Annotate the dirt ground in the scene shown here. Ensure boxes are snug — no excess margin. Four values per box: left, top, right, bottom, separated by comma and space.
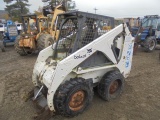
0, 45, 160, 120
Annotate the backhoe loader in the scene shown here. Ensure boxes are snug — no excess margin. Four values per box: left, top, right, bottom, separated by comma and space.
14, 14, 51, 55
15, 1, 66, 56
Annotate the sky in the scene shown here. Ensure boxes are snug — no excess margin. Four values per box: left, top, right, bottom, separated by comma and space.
0, 0, 160, 18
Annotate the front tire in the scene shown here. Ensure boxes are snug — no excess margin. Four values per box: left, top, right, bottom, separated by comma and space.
0, 32, 5, 52
144, 36, 157, 52
98, 71, 124, 101
54, 78, 93, 117
37, 34, 54, 51
14, 35, 27, 56
1, 47, 5, 52
0, 42, 5, 52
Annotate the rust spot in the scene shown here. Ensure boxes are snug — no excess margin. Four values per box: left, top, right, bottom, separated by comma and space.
69, 90, 85, 111
19, 38, 36, 49
109, 80, 119, 94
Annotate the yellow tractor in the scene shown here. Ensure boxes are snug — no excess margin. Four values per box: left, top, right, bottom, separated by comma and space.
14, 14, 51, 55
15, 2, 66, 56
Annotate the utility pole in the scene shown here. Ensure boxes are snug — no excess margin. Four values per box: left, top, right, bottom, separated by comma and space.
94, 7, 98, 14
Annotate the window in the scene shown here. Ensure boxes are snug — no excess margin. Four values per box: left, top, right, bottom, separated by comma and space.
16, 24, 21, 27
142, 17, 158, 29
152, 19, 157, 29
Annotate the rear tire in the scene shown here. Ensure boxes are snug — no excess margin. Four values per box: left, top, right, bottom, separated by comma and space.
14, 35, 27, 56
0, 42, 5, 52
144, 36, 156, 52
0, 34, 5, 52
54, 78, 93, 117
1, 47, 5, 52
37, 34, 54, 51
98, 71, 124, 101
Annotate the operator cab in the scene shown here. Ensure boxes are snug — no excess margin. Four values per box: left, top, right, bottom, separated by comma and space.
53, 11, 115, 60
21, 14, 49, 35
142, 15, 160, 36
21, 14, 39, 34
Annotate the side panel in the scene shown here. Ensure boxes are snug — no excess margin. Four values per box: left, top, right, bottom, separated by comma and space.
140, 29, 149, 40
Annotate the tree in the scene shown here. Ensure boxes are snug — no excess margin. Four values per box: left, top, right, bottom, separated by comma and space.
48, 0, 76, 11
3, 13, 9, 20
4, 0, 30, 22
34, 6, 43, 16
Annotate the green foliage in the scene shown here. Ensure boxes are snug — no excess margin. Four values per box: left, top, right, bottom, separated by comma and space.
3, 0, 29, 4
34, 11, 42, 16
4, 0, 30, 22
34, 6, 43, 16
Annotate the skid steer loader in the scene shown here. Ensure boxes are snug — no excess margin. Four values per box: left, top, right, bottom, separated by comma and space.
25, 11, 134, 119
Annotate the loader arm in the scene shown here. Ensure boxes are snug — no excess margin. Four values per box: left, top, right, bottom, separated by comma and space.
50, 5, 65, 35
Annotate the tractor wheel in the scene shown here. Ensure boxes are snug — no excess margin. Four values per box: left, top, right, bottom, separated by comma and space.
14, 35, 27, 56
0, 32, 5, 51
0, 32, 3, 38
1, 47, 5, 52
98, 71, 124, 101
37, 34, 54, 51
0, 42, 5, 52
159, 52, 160, 62
144, 37, 157, 52
54, 78, 93, 117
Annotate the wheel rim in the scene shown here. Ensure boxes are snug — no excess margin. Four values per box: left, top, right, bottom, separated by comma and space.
149, 40, 155, 50
109, 80, 119, 94
46, 38, 54, 47
47, 40, 52, 46
69, 90, 85, 111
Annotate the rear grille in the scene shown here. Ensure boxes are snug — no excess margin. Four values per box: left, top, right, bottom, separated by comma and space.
8, 25, 18, 36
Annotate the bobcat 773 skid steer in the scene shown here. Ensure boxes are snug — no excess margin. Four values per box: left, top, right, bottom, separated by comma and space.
26, 11, 134, 119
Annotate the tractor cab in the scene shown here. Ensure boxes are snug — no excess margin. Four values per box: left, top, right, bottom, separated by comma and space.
21, 14, 39, 35
21, 14, 49, 35
37, 15, 49, 33
141, 15, 160, 41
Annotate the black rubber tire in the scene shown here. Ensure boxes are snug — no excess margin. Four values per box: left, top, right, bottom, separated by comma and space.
0, 32, 3, 39
14, 35, 27, 56
0, 42, 5, 52
1, 47, 5, 52
97, 71, 124, 101
0, 32, 5, 52
159, 52, 160, 62
144, 36, 157, 52
54, 78, 93, 117
37, 34, 54, 51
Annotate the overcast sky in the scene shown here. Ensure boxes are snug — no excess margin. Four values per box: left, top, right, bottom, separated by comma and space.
0, 0, 160, 18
